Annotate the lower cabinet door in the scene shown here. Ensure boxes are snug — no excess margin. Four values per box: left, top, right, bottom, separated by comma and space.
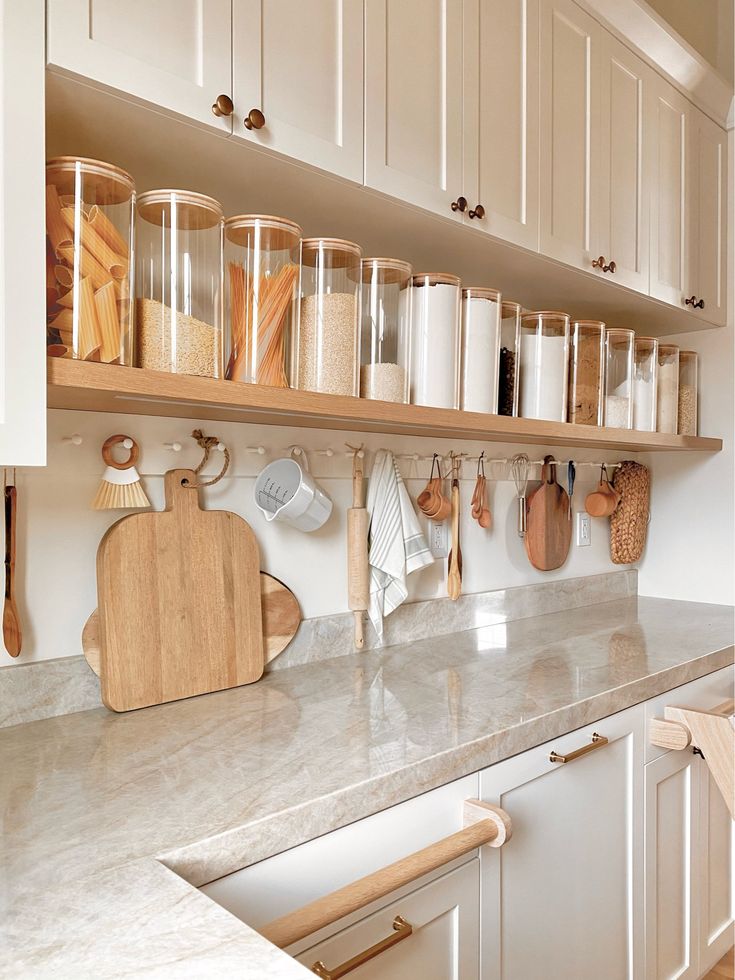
698, 758, 734, 974
479, 706, 644, 980
644, 750, 699, 980
294, 860, 480, 979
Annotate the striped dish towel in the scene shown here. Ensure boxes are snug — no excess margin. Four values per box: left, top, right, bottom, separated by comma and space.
366, 450, 434, 637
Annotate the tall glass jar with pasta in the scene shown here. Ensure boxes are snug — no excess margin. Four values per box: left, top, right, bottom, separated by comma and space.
224, 215, 301, 387
45, 156, 135, 364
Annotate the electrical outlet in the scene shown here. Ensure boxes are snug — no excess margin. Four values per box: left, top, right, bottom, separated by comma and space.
576, 512, 591, 547
429, 520, 448, 558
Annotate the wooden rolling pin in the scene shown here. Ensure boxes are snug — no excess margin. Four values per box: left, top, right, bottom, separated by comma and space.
347, 449, 369, 649
3, 477, 21, 657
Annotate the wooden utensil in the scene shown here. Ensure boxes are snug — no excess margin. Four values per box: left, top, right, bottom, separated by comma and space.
347, 448, 369, 649
96, 468, 264, 712
524, 456, 572, 571
3, 478, 21, 657
447, 457, 462, 600
82, 573, 300, 676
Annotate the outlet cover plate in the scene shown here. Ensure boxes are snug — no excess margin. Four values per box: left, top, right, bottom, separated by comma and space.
430, 520, 448, 558
576, 512, 591, 547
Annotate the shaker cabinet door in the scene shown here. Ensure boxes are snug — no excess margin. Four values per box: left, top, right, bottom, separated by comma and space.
294, 861, 480, 980
480, 706, 644, 980
233, 0, 364, 183
462, 0, 540, 251
365, 0, 464, 218
539, 0, 602, 271
647, 76, 690, 309
644, 750, 700, 980
0, 0, 46, 464
688, 109, 728, 327
595, 33, 649, 294
46, 0, 233, 131
697, 759, 735, 974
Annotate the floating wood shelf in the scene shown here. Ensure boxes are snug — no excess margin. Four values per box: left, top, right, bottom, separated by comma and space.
47, 359, 723, 453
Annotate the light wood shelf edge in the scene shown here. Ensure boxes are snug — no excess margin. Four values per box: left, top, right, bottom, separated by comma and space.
47, 359, 723, 453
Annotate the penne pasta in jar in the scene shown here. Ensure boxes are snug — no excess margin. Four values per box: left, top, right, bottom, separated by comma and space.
45, 157, 135, 365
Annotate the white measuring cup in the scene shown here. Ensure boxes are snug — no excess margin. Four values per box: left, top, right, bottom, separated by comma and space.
254, 449, 333, 532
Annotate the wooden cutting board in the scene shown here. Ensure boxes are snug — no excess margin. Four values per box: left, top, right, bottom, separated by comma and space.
83, 573, 300, 677
525, 456, 572, 571
97, 469, 264, 712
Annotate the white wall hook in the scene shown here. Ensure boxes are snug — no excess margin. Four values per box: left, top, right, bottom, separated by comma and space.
62, 434, 83, 446
216, 442, 226, 452
245, 445, 266, 455
122, 438, 134, 450
164, 441, 183, 452
315, 448, 334, 457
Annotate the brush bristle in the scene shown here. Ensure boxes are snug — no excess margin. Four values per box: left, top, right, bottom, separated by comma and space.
91, 478, 151, 511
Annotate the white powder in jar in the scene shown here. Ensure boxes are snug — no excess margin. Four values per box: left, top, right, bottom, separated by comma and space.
605, 394, 631, 428
410, 282, 460, 409
633, 375, 656, 431
657, 360, 679, 433
519, 332, 567, 421
360, 362, 407, 402
460, 296, 500, 413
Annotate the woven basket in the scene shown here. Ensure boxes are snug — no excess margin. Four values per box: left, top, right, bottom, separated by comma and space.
610, 461, 650, 564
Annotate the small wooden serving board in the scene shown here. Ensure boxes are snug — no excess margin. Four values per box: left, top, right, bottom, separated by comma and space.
525, 457, 572, 571
97, 469, 264, 712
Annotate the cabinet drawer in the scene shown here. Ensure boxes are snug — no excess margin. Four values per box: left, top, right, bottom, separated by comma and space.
294, 860, 480, 980
200, 773, 479, 930
645, 665, 733, 763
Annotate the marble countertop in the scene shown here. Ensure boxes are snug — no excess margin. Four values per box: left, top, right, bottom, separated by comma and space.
2, 596, 732, 978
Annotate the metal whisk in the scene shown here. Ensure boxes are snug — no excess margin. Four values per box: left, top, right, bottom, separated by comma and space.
511, 453, 530, 538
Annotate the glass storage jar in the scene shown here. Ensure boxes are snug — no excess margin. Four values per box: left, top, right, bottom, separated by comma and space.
567, 320, 604, 426
632, 337, 658, 432
518, 311, 570, 421
46, 156, 135, 364
677, 350, 698, 436
409, 273, 461, 409
656, 344, 680, 434
135, 190, 224, 378
224, 214, 301, 388
498, 300, 521, 416
604, 328, 634, 428
295, 238, 362, 397
460, 287, 501, 414
360, 258, 412, 403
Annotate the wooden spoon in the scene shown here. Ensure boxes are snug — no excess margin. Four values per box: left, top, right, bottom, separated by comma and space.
3, 483, 21, 657
447, 459, 462, 600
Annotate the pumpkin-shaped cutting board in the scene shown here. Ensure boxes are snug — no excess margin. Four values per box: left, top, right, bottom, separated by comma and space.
97, 469, 264, 712
524, 456, 572, 571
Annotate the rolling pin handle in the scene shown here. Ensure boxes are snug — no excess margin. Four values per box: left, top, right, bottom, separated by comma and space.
354, 611, 365, 650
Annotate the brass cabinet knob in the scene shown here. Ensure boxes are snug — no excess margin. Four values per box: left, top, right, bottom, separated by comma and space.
244, 108, 266, 130
468, 204, 485, 220
212, 94, 234, 117
592, 255, 616, 274
450, 196, 468, 213
685, 295, 705, 309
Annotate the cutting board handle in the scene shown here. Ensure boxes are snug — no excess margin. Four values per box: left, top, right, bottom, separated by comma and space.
542, 455, 557, 484
164, 469, 203, 515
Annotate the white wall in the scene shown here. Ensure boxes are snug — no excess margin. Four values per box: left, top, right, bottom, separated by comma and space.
639, 128, 735, 605
13, 409, 638, 664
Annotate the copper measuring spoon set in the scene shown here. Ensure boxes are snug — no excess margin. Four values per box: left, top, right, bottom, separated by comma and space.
416, 453, 491, 528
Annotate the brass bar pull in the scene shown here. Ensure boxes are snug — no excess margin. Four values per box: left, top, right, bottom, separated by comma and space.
549, 732, 608, 764
311, 916, 413, 979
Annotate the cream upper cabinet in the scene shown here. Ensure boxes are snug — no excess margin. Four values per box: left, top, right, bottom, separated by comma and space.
364, 0, 464, 218
46, 0, 233, 132
647, 75, 690, 308
539, 0, 602, 271
1, 0, 46, 465
687, 109, 728, 326
462, 0, 540, 250
644, 750, 699, 980
595, 33, 649, 293
480, 706, 644, 980
232, 0, 364, 183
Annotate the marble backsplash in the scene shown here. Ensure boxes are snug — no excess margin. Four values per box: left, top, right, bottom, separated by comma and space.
0, 570, 636, 729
